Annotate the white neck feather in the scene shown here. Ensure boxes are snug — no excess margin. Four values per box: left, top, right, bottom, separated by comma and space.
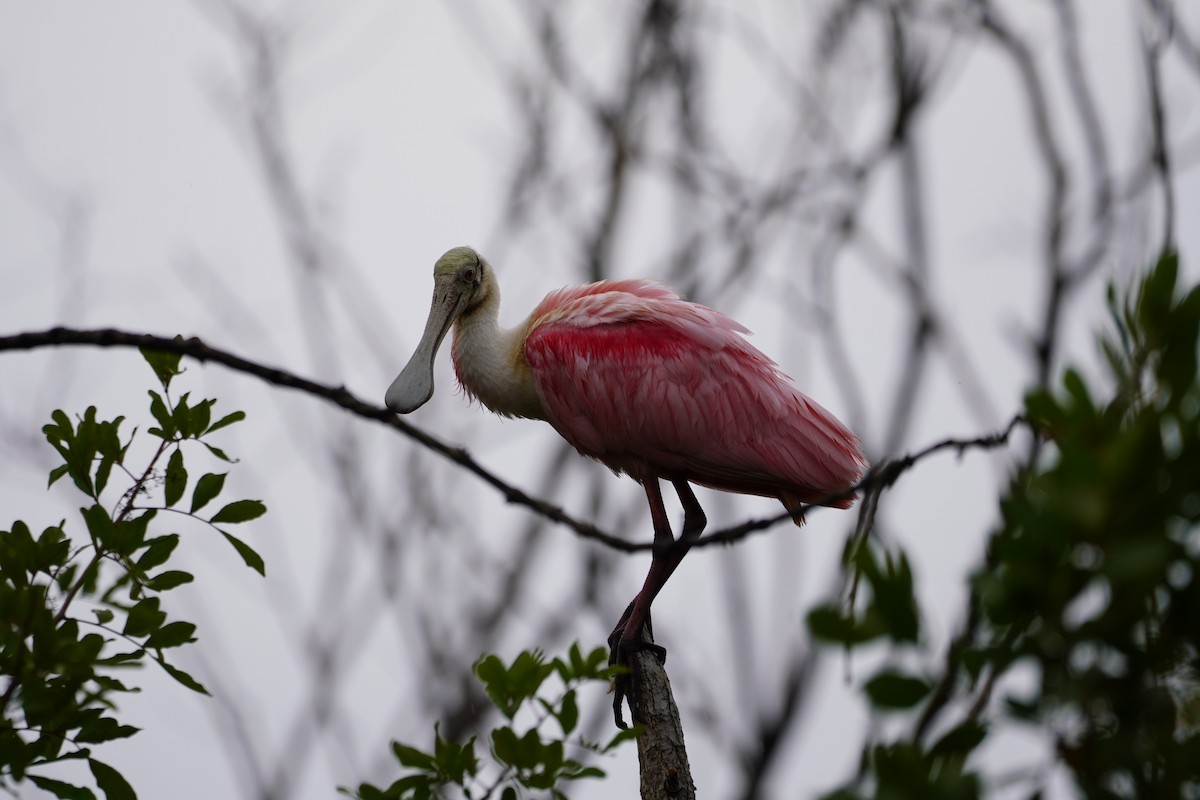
451, 293, 548, 421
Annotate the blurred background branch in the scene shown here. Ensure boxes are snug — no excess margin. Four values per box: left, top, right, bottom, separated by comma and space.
2, 0, 1198, 798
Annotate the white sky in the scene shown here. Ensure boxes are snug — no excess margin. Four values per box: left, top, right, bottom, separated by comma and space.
2, 2, 1199, 799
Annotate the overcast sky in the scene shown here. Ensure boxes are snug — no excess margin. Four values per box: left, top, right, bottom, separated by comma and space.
2, 2, 1199, 799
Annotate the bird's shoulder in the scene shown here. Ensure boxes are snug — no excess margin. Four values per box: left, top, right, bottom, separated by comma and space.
526, 280, 751, 350
528, 280, 678, 326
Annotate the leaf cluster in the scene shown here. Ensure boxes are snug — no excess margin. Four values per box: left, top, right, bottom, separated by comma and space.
976, 251, 1200, 797
0, 346, 266, 799
812, 252, 1200, 799
347, 643, 636, 800
808, 534, 969, 797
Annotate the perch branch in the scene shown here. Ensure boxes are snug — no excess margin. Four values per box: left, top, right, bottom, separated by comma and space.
1, 328, 1027, 556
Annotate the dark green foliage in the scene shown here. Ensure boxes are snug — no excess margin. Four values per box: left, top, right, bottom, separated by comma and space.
974, 251, 1200, 797
475, 651, 556, 720
809, 540, 921, 649
346, 643, 631, 800
816, 252, 1200, 799
864, 671, 932, 710
0, 347, 266, 798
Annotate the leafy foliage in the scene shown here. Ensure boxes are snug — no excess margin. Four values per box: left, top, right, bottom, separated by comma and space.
0, 347, 266, 799
346, 643, 635, 800
812, 252, 1200, 799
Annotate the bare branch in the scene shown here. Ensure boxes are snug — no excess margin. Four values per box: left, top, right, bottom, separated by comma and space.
0, 327, 1028, 556
0, 326, 619, 548
629, 634, 696, 800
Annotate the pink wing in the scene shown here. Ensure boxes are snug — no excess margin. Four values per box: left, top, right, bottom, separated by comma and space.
524, 281, 867, 508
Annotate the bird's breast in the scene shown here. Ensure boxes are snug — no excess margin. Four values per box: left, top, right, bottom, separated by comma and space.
451, 319, 549, 420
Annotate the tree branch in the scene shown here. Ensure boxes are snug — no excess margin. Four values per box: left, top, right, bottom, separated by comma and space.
0, 326, 619, 547
629, 630, 695, 800
0, 327, 1027, 556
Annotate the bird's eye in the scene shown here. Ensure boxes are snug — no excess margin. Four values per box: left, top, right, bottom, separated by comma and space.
462, 268, 476, 284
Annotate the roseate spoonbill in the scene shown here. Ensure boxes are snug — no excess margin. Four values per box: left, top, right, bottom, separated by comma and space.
386, 246, 867, 724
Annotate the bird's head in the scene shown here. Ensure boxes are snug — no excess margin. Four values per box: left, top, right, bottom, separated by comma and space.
385, 246, 488, 413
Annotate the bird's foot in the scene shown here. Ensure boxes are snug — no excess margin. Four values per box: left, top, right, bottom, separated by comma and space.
606, 604, 666, 729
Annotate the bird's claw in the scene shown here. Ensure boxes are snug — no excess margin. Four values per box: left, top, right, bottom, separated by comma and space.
607, 608, 665, 728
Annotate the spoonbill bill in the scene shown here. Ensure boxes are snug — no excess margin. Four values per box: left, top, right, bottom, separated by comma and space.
385, 246, 867, 723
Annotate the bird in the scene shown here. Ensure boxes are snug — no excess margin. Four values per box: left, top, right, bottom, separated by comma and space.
385, 246, 868, 725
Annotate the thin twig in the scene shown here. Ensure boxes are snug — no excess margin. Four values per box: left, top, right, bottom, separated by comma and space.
0, 329, 1029, 556
0, 326, 622, 548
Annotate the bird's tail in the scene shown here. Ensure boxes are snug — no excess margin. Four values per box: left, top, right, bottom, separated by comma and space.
779, 484, 859, 525
778, 491, 808, 526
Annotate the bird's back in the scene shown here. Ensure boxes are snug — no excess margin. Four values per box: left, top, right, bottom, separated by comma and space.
524, 281, 866, 510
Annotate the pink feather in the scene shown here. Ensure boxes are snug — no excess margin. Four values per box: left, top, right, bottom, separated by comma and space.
524, 280, 866, 516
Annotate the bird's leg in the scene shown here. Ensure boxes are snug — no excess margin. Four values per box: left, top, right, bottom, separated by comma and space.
608, 476, 674, 727
608, 479, 708, 727
610, 477, 674, 659
663, 479, 708, 574
614, 481, 709, 634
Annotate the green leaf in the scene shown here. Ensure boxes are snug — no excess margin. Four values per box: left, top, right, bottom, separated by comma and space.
541, 738, 563, 773
95, 456, 114, 496
35, 524, 70, 571
48, 464, 70, 488
44, 408, 74, 445
930, 721, 987, 759
123, 597, 165, 638
147, 391, 175, 440
391, 741, 437, 772
210, 499, 266, 525
380, 775, 435, 798
171, 393, 193, 439
864, 670, 932, 710
554, 642, 610, 682
1062, 368, 1094, 414
158, 660, 209, 695
492, 726, 523, 768
145, 621, 197, 650
0, 519, 35, 581
432, 727, 477, 783
141, 345, 183, 388
82, 504, 116, 549
89, 759, 137, 800
147, 570, 194, 592
190, 472, 226, 513
188, 399, 214, 438
474, 654, 519, 718
561, 763, 605, 781
474, 654, 505, 683
558, 689, 579, 735
93, 609, 115, 626
219, 530, 265, 576
93, 675, 137, 694
201, 441, 236, 463
501, 728, 546, 772
164, 448, 187, 507
97, 650, 146, 667
1103, 538, 1172, 586
348, 784, 385, 800
77, 717, 139, 745
856, 547, 920, 644
507, 651, 554, 701
28, 775, 97, 800
137, 534, 180, 571
96, 416, 125, 460
603, 726, 640, 753
205, 410, 245, 435
114, 510, 155, 556
474, 651, 554, 719
807, 605, 876, 646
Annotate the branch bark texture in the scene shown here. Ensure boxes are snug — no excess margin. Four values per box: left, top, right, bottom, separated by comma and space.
630, 647, 695, 800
